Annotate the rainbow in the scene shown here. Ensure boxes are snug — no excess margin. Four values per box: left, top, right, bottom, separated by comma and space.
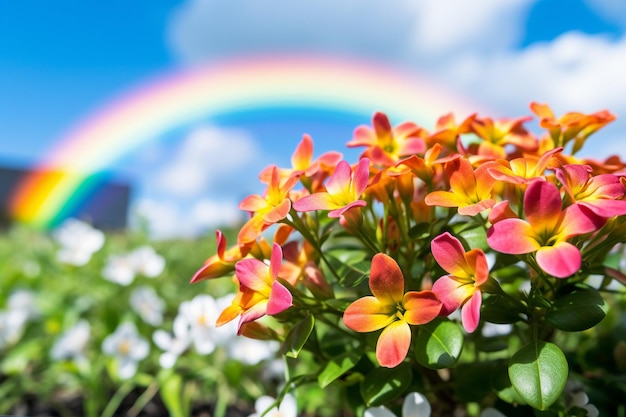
9, 54, 484, 228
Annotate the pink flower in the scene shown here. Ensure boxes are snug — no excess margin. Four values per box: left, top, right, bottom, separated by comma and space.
430, 232, 488, 333
487, 180, 605, 278
219, 243, 293, 333
293, 158, 370, 218
556, 164, 626, 218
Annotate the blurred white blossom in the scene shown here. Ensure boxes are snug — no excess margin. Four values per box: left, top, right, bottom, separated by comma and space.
130, 286, 165, 326
130, 246, 165, 277
0, 309, 28, 349
102, 253, 136, 285
53, 218, 105, 266
152, 315, 192, 369
102, 246, 165, 286
7, 289, 39, 321
228, 337, 280, 366
565, 380, 599, 417
178, 294, 220, 354
248, 393, 297, 417
365, 392, 431, 417
51, 319, 90, 363
102, 322, 149, 379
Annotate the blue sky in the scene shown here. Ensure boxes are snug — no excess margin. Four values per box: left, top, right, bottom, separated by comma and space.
1, 0, 626, 237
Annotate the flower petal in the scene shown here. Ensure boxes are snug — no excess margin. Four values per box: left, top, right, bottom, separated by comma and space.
343, 297, 395, 332
326, 160, 353, 195
536, 242, 581, 278
235, 258, 270, 292
266, 281, 292, 315
524, 180, 562, 230
431, 275, 474, 316
376, 320, 411, 368
292, 192, 336, 212
402, 291, 442, 325
364, 406, 396, 417
431, 232, 470, 277
487, 218, 540, 254
403, 392, 432, 417
461, 291, 482, 333
370, 253, 405, 304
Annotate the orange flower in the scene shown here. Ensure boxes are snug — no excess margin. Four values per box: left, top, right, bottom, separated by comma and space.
343, 253, 441, 367
347, 112, 426, 167
425, 158, 498, 216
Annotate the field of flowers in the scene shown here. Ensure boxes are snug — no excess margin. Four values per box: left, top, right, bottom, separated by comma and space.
0, 220, 336, 417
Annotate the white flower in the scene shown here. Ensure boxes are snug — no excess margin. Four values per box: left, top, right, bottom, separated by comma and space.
102, 322, 149, 379
102, 253, 136, 285
152, 315, 192, 369
7, 289, 39, 321
178, 294, 220, 354
102, 246, 165, 285
130, 246, 165, 278
51, 320, 90, 362
228, 337, 280, 366
130, 286, 165, 326
0, 309, 28, 349
565, 380, 599, 417
248, 393, 297, 417
53, 218, 105, 266
365, 392, 431, 417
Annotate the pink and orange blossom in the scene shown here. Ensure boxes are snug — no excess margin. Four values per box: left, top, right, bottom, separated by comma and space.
430, 232, 489, 333
342, 253, 441, 368
425, 157, 499, 216
347, 112, 426, 167
293, 158, 370, 218
487, 180, 605, 278
217, 243, 293, 333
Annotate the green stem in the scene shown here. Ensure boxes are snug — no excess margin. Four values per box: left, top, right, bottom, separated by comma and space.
101, 381, 135, 417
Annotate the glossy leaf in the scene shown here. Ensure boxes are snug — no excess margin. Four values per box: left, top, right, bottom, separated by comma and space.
360, 363, 412, 406
451, 222, 489, 251
415, 318, 464, 369
282, 314, 315, 358
508, 341, 567, 410
546, 287, 608, 331
318, 349, 362, 388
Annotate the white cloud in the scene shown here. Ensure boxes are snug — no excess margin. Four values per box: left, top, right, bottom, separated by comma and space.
408, 0, 532, 58
441, 31, 626, 158
167, 0, 418, 65
164, 0, 626, 188
167, 0, 534, 65
131, 198, 244, 240
155, 125, 260, 197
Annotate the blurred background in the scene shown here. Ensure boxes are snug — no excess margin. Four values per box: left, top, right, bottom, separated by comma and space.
2, 0, 625, 239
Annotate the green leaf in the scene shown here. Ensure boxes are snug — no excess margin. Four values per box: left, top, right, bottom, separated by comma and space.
546, 287, 608, 331
360, 363, 412, 406
481, 295, 526, 324
415, 318, 464, 369
158, 372, 187, 417
508, 341, 567, 410
325, 253, 371, 287
409, 222, 431, 239
451, 222, 489, 251
0, 339, 42, 375
317, 349, 362, 388
282, 314, 315, 358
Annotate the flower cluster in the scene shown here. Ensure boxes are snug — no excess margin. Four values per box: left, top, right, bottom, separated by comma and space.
192, 103, 626, 415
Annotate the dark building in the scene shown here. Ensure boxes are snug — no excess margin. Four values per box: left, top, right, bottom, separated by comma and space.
0, 165, 131, 231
